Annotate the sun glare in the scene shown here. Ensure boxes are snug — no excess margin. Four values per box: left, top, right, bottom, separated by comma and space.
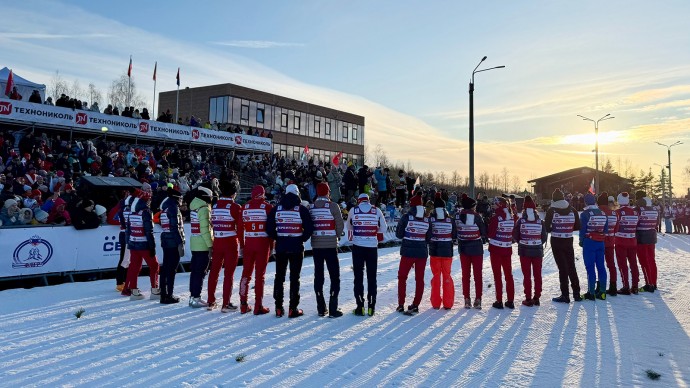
560, 131, 625, 146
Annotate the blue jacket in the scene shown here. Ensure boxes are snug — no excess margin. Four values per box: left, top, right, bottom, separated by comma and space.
160, 197, 185, 248
374, 168, 387, 191
579, 206, 609, 243
267, 192, 314, 254
395, 211, 431, 259
125, 198, 155, 251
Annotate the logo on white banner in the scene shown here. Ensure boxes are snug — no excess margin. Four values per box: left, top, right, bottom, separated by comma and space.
12, 235, 54, 269
192, 129, 200, 140
0, 101, 11, 115
76, 112, 88, 125
139, 122, 149, 133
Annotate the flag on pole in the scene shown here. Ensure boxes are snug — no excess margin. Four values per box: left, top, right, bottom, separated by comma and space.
414, 176, 421, 188
153, 61, 157, 81
588, 177, 596, 195
176, 68, 180, 86
127, 56, 132, 78
4, 69, 13, 97
332, 151, 343, 166
301, 145, 310, 161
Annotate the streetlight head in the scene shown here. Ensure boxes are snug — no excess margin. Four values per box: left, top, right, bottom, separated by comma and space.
481, 56, 487, 61
496, 65, 506, 68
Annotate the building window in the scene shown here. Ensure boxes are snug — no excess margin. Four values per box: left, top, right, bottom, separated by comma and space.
257, 108, 265, 124
352, 127, 358, 141
343, 125, 348, 139
294, 115, 301, 130
241, 104, 249, 121
325, 122, 331, 136
281, 113, 288, 128
314, 119, 320, 134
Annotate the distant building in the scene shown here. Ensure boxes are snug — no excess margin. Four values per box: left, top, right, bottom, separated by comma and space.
528, 166, 633, 206
158, 83, 365, 166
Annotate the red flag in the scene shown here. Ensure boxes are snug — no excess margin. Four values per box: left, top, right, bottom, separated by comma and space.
4, 69, 13, 97
153, 61, 157, 81
127, 57, 132, 77
304, 145, 310, 155
332, 151, 343, 166
176, 67, 180, 86
588, 177, 596, 195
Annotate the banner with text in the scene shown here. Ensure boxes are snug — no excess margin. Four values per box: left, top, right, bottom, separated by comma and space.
0, 98, 272, 152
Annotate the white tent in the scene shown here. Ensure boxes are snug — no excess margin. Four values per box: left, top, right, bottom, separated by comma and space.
0, 67, 47, 102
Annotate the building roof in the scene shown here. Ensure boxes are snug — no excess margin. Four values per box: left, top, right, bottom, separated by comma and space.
528, 166, 632, 184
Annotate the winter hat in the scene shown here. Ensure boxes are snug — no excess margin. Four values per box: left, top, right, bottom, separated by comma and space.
141, 182, 152, 192
584, 193, 596, 206
597, 192, 609, 206
523, 195, 536, 209
552, 189, 565, 202
617, 192, 630, 205
608, 196, 615, 203
317, 182, 330, 197
56, 170, 64, 177
167, 187, 182, 199
251, 185, 265, 199
64, 184, 73, 191
23, 198, 37, 209
4, 198, 18, 209
635, 190, 647, 200
196, 186, 213, 201
357, 193, 370, 203
285, 184, 300, 197
410, 193, 423, 207
95, 205, 107, 216
34, 209, 49, 223
461, 193, 476, 209
23, 185, 32, 193
433, 192, 445, 209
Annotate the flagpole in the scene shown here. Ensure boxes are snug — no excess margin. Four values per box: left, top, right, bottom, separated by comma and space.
127, 55, 132, 108
175, 87, 179, 125
152, 62, 157, 120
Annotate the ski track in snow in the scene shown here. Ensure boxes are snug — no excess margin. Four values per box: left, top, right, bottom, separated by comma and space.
2, 234, 690, 387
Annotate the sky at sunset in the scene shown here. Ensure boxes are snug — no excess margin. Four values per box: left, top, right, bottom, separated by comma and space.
2, 1, 690, 195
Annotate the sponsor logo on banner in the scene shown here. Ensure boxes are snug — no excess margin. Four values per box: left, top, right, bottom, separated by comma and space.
192, 129, 200, 140
235, 135, 242, 145
76, 112, 88, 125
103, 235, 122, 253
139, 122, 149, 133
0, 101, 11, 115
13, 235, 54, 269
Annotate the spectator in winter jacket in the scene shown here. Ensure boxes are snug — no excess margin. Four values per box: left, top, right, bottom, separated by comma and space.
634, 190, 659, 292
456, 194, 487, 309
342, 164, 357, 202
159, 188, 185, 304
395, 171, 407, 208
188, 185, 214, 308
579, 193, 609, 300
71, 199, 101, 230
123, 189, 160, 300
513, 195, 547, 307
356, 165, 372, 195
309, 182, 345, 317
545, 188, 582, 303
428, 193, 457, 309
0, 198, 22, 226
266, 184, 314, 318
47, 197, 71, 225
344, 193, 387, 316
487, 196, 517, 309
326, 166, 342, 203
374, 167, 388, 207
395, 192, 432, 315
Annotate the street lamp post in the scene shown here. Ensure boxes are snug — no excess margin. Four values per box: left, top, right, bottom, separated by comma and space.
469, 56, 505, 199
577, 113, 615, 194
654, 163, 666, 200
655, 141, 683, 198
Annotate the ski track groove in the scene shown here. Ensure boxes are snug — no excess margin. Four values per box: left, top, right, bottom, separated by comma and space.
2, 241, 690, 386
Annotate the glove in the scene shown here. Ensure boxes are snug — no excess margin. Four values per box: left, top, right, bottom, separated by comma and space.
377, 233, 384, 242
178, 243, 185, 257
579, 240, 583, 248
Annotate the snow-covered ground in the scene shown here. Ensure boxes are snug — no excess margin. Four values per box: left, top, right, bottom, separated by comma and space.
2, 233, 690, 387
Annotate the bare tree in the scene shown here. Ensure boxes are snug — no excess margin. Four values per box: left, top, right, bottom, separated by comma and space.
451, 170, 459, 188
108, 73, 146, 110
501, 167, 510, 193
362, 143, 370, 167
49, 70, 69, 102
490, 173, 500, 191
87, 83, 103, 106
373, 144, 390, 168
436, 171, 446, 186
478, 172, 490, 191
69, 79, 83, 102
511, 175, 522, 193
